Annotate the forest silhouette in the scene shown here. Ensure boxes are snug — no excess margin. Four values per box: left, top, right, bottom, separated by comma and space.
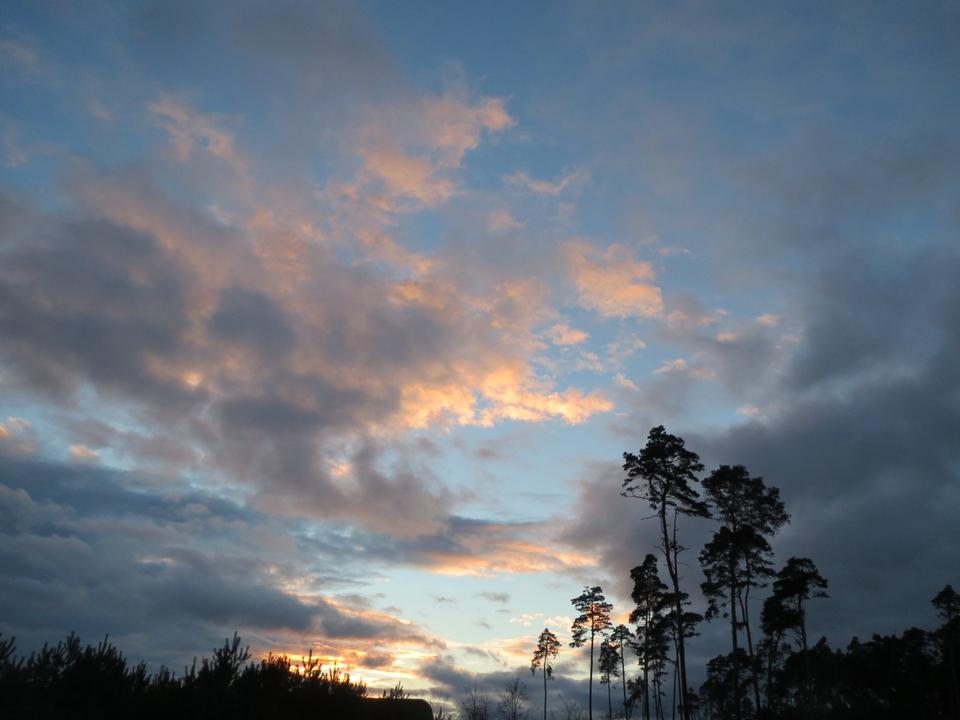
1, 426, 957, 719
518, 426, 960, 720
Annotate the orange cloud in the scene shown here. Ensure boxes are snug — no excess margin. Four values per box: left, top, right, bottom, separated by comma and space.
422, 95, 514, 167
564, 239, 663, 319
424, 536, 597, 578
69, 444, 99, 461
547, 323, 590, 346
359, 143, 456, 209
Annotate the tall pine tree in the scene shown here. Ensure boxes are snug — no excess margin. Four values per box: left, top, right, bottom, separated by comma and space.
571, 586, 613, 720
622, 427, 709, 720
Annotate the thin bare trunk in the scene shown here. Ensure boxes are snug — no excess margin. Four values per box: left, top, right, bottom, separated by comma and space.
589, 630, 595, 720
543, 662, 548, 720
728, 553, 741, 720
620, 639, 629, 720
739, 584, 761, 713
670, 627, 680, 720
643, 639, 651, 720
660, 507, 690, 720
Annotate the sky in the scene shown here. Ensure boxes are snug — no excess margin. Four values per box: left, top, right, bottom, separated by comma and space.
1, 0, 959, 713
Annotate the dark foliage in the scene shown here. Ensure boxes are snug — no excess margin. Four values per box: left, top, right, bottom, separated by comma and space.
617, 427, 959, 720
0, 631, 381, 719
622, 426, 710, 720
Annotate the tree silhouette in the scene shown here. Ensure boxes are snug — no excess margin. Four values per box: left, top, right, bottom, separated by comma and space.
629, 554, 670, 720
622, 426, 709, 720
767, 556, 828, 701
531, 627, 560, 720
571, 586, 613, 720
699, 464, 787, 714
932, 584, 960, 717
701, 649, 754, 720
496, 678, 528, 720
758, 590, 798, 714
609, 624, 634, 720
769, 557, 828, 656
0, 631, 393, 718
461, 683, 491, 720
598, 638, 619, 720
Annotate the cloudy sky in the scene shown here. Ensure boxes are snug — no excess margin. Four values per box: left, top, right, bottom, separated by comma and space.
1, 0, 958, 712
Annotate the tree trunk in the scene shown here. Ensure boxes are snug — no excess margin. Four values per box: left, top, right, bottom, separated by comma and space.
728, 554, 741, 720
671, 655, 678, 720
620, 640, 629, 720
589, 629, 595, 720
654, 663, 663, 720
660, 506, 690, 720
798, 596, 810, 704
739, 583, 762, 713
608, 681, 613, 720
643, 637, 651, 720
543, 663, 548, 720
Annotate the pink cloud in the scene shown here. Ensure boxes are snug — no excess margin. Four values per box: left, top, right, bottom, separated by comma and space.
564, 239, 663, 319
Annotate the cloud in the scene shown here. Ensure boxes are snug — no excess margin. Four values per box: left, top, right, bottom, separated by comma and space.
149, 96, 248, 179
546, 324, 590, 346
422, 94, 514, 167
606, 334, 647, 366
68, 444, 99, 462
0, 36, 46, 78
0, 453, 440, 676
504, 169, 588, 195
564, 239, 663, 319
329, 517, 598, 579
478, 592, 510, 604
652, 357, 687, 375
567, 132, 960, 686
488, 209, 524, 234
0, 156, 614, 538
0, 418, 35, 456
346, 90, 514, 213
358, 143, 457, 209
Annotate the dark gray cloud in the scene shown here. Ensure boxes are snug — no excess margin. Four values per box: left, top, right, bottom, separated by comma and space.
419, 653, 596, 718
0, 184, 457, 537
0, 205, 197, 407
0, 453, 436, 669
208, 287, 297, 356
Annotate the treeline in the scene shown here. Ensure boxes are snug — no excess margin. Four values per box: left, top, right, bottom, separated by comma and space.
528, 426, 960, 720
0, 631, 380, 718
